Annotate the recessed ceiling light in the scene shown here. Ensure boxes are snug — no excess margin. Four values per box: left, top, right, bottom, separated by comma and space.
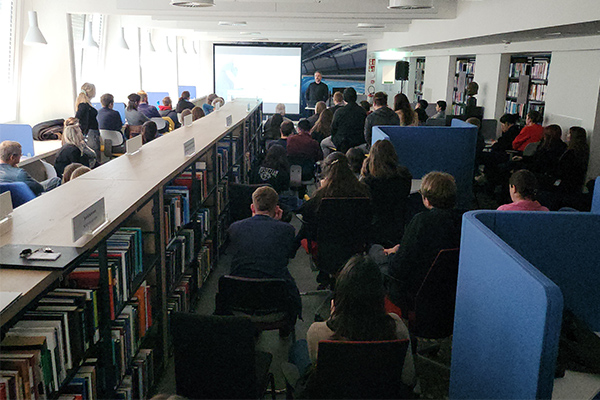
171, 0, 214, 7
343, 33, 364, 37
240, 32, 261, 36
251, 38, 269, 41
357, 23, 386, 29
388, 0, 433, 10
545, 32, 562, 36
334, 39, 351, 42
219, 21, 247, 26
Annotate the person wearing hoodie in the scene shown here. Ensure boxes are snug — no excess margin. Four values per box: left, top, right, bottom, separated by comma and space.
158, 97, 181, 129
364, 92, 400, 149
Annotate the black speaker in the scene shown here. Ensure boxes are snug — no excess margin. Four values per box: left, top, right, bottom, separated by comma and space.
395, 61, 409, 81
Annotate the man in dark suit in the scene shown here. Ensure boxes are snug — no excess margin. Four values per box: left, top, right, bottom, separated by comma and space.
97, 93, 124, 132
227, 186, 301, 330
305, 71, 329, 108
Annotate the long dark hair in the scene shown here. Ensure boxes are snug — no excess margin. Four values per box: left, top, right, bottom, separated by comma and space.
310, 108, 333, 138
261, 144, 289, 174
539, 124, 564, 151
314, 153, 369, 201
127, 93, 140, 111
267, 114, 284, 138
361, 139, 401, 179
179, 91, 191, 102
394, 93, 415, 126
329, 255, 397, 341
567, 126, 589, 164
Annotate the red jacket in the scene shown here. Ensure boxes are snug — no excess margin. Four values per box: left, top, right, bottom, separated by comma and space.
512, 124, 543, 151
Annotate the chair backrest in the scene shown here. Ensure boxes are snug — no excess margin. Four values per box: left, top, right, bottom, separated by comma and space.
425, 118, 446, 126
412, 248, 460, 339
0, 182, 36, 207
216, 275, 290, 316
309, 339, 411, 399
171, 313, 259, 399
523, 141, 539, 157
228, 182, 270, 223
314, 197, 372, 274
288, 156, 315, 181
290, 164, 302, 187
150, 117, 167, 131
99, 129, 125, 147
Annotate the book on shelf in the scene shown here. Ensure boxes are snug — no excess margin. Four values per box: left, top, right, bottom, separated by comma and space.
115, 348, 154, 400
509, 62, 528, 78
529, 83, 547, 101
531, 59, 549, 80
196, 209, 211, 239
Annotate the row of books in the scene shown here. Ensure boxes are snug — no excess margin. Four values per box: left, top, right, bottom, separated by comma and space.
455, 59, 475, 75
164, 186, 191, 245
196, 209, 211, 239
165, 229, 195, 292
1, 288, 100, 399
196, 242, 213, 288
504, 100, 526, 116
509, 62, 529, 78
507, 81, 520, 98
216, 145, 230, 180
172, 162, 209, 203
531, 59, 550, 80
451, 104, 464, 116
529, 83, 547, 101
217, 184, 228, 215
115, 348, 154, 400
452, 90, 467, 104
58, 359, 97, 400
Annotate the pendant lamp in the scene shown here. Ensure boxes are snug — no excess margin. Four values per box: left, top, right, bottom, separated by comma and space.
24, 11, 47, 46
181, 39, 187, 54
148, 31, 156, 52
83, 20, 99, 48
118, 27, 129, 50
166, 37, 172, 53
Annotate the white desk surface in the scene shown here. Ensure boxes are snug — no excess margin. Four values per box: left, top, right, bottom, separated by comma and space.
33, 140, 61, 156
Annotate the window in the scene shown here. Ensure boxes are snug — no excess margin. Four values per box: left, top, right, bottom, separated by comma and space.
0, 0, 16, 122
71, 13, 104, 93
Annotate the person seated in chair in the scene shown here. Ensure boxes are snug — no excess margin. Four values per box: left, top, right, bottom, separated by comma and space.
159, 96, 181, 129
267, 120, 294, 150
287, 119, 323, 180
497, 169, 549, 211
137, 90, 161, 118
228, 186, 302, 330
0, 141, 61, 196
375, 171, 463, 314
97, 93, 124, 132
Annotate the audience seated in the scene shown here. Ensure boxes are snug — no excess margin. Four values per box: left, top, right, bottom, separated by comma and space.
180, 109, 192, 124
267, 120, 294, 150
287, 119, 323, 170
512, 110, 543, 151
97, 93, 124, 132
250, 144, 290, 194
307, 101, 327, 128
263, 113, 284, 140
364, 92, 400, 149
141, 121, 158, 144
394, 93, 418, 127
191, 106, 205, 121
526, 125, 567, 179
176, 91, 195, 113
328, 91, 345, 116
54, 118, 97, 177
62, 162, 83, 184
322, 87, 367, 156
497, 169, 549, 211
0, 141, 60, 196
125, 93, 150, 126
415, 99, 429, 125
158, 96, 181, 129
492, 113, 521, 153
375, 172, 463, 314
554, 126, 589, 193
300, 255, 416, 388
227, 186, 302, 327
346, 147, 365, 179
361, 140, 412, 247
477, 113, 521, 188
137, 90, 161, 118
360, 100, 372, 115
202, 93, 217, 115
309, 108, 333, 144
70, 166, 91, 180
430, 100, 446, 120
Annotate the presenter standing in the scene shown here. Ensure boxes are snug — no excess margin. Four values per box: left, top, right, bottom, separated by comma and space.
305, 71, 329, 108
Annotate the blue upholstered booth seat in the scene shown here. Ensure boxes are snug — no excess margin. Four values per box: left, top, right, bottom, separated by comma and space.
592, 177, 600, 214
0, 124, 35, 158
0, 182, 37, 208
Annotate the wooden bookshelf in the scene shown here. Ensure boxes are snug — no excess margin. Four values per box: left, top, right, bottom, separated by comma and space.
504, 54, 551, 120
414, 58, 426, 101
451, 56, 476, 115
0, 99, 263, 400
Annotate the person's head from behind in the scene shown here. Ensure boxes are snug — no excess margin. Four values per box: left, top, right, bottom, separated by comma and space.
436, 100, 447, 112
541, 124, 562, 148
191, 106, 205, 121
360, 101, 371, 113
420, 171, 456, 210
320, 152, 360, 195
526, 110, 542, 125
162, 96, 172, 108
0, 141, 22, 166
127, 93, 141, 111
280, 120, 294, 138
141, 121, 158, 144
417, 99, 428, 110
373, 92, 388, 108
393, 93, 411, 112
181, 109, 192, 121
71, 166, 91, 180
263, 144, 289, 171
330, 255, 396, 341
509, 169, 538, 202
312, 108, 333, 136
275, 103, 286, 116
499, 113, 518, 131
62, 124, 85, 147
212, 97, 224, 108
180, 91, 191, 101
466, 81, 479, 96
137, 90, 148, 103
297, 119, 311, 134
100, 93, 114, 109
567, 126, 589, 155
466, 117, 481, 129
343, 87, 357, 104
75, 82, 96, 110
314, 71, 322, 84
364, 139, 399, 179
64, 117, 79, 128
346, 147, 366, 175
62, 162, 83, 183
207, 93, 217, 104
314, 101, 327, 115
269, 114, 284, 138
251, 186, 279, 218
333, 91, 344, 105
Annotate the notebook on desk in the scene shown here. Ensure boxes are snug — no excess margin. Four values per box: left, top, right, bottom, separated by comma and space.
0, 245, 85, 270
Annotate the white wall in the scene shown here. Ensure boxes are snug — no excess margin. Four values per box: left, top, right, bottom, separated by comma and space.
421, 56, 453, 105
472, 53, 510, 121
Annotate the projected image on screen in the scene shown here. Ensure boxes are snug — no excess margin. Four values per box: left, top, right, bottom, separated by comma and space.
214, 45, 302, 114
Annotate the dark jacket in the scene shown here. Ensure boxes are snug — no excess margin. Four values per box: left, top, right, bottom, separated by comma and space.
250, 165, 290, 194
331, 102, 367, 152
75, 103, 99, 135
159, 108, 181, 129
415, 108, 429, 124
306, 82, 329, 107
287, 132, 323, 164
97, 107, 123, 132
555, 149, 588, 193
138, 103, 161, 118
0, 163, 44, 196
388, 207, 463, 310
54, 144, 93, 177
176, 99, 195, 113
228, 214, 301, 317
364, 106, 400, 147
491, 124, 520, 153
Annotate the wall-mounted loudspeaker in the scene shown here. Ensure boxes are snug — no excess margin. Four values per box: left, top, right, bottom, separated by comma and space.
395, 61, 409, 81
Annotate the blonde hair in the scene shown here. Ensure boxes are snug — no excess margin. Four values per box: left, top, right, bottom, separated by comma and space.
75, 82, 96, 111
315, 101, 327, 115
137, 90, 148, 103
71, 166, 91, 180
420, 171, 456, 209
62, 124, 91, 155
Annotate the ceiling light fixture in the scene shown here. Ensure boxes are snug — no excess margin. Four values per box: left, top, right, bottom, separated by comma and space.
240, 32, 261, 36
118, 27, 129, 50
181, 38, 187, 54
171, 0, 215, 7
166, 37, 172, 53
545, 32, 562, 36
342, 33, 364, 37
24, 11, 47, 45
148, 31, 156, 52
83, 19, 99, 48
219, 21, 247, 26
357, 23, 386, 29
193, 41, 198, 54
388, 0, 434, 10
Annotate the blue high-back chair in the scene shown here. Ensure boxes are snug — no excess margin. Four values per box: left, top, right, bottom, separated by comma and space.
0, 182, 37, 207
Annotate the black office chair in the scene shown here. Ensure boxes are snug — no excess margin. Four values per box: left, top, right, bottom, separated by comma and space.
215, 275, 296, 334
171, 313, 275, 399
228, 182, 270, 223
305, 339, 412, 399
